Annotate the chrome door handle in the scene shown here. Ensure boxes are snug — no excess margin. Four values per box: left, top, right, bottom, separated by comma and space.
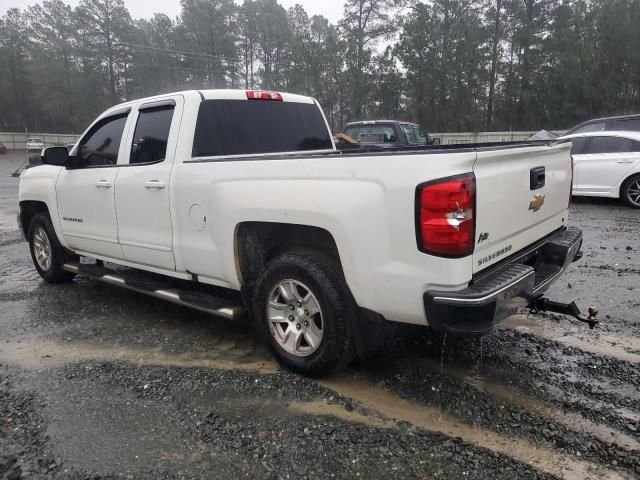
617, 160, 634, 164
145, 180, 166, 189
96, 180, 112, 188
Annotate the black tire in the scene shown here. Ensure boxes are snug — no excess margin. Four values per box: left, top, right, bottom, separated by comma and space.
621, 174, 640, 209
253, 250, 354, 377
28, 212, 76, 283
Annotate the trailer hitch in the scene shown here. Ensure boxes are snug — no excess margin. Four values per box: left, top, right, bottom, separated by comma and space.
528, 298, 599, 329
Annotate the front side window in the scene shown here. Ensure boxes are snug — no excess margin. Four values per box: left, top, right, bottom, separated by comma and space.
400, 124, 417, 144
193, 100, 333, 157
130, 106, 175, 164
412, 126, 430, 145
76, 114, 128, 168
587, 136, 636, 154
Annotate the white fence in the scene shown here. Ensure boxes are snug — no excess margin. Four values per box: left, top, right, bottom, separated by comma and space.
431, 131, 560, 145
0, 130, 562, 150
0, 132, 79, 150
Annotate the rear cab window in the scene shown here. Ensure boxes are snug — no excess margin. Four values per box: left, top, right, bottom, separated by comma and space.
343, 124, 397, 144
192, 99, 333, 157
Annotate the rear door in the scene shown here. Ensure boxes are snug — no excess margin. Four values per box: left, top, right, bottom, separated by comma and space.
114, 96, 183, 270
472, 143, 572, 273
573, 136, 640, 195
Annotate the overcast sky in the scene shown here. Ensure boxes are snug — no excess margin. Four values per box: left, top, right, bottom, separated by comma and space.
1, 0, 345, 23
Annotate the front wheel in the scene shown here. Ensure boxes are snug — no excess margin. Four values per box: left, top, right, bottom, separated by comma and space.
622, 174, 640, 209
28, 212, 76, 283
253, 250, 354, 377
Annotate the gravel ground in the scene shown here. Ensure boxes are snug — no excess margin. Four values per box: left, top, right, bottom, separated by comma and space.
1, 151, 639, 479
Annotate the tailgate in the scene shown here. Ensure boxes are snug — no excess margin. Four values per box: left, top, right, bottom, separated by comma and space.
473, 142, 572, 273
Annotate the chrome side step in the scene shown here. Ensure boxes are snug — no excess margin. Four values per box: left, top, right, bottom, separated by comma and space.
63, 262, 245, 320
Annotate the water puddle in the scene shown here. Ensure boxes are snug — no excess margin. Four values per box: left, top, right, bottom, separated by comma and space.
0, 337, 278, 374
320, 374, 632, 480
411, 355, 640, 450
501, 314, 640, 364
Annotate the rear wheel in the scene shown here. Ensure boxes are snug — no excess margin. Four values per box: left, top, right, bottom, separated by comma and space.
28, 212, 76, 283
621, 174, 640, 208
253, 250, 354, 377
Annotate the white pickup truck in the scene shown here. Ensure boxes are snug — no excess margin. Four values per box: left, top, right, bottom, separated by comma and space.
18, 89, 584, 376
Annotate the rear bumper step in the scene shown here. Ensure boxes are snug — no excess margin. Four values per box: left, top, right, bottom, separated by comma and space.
424, 227, 583, 335
63, 262, 245, 320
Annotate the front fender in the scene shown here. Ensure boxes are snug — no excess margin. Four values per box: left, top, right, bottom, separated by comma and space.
18, 166, 67, 248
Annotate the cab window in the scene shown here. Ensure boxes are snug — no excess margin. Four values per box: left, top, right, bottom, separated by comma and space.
130, 106, 175, 165
412, 126, 430, 145
400, 124, 417, 144
343, 124, 397, 144
75, 114, 128, 168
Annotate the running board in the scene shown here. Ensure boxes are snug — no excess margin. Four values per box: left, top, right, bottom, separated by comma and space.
63, 262, 245, 320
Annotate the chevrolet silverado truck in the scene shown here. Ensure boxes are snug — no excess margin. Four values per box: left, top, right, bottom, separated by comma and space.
18, 89, 585, 377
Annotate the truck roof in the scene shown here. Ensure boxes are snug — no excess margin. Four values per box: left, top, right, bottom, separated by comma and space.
104, 89, 315, 113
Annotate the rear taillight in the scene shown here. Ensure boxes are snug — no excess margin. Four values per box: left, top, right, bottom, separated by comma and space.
246, 90, 283, 101
416, 174, 476, 257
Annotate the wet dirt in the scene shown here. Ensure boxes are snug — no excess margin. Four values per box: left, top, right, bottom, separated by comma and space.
501, 314, 640, 364
320, 375, 632, 480
1, 152, 640, 479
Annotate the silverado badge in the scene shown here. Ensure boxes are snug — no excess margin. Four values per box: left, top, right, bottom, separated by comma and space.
529, 194, 546, 212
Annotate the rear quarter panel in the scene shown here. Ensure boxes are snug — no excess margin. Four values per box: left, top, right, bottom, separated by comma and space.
173, 150, 478, 325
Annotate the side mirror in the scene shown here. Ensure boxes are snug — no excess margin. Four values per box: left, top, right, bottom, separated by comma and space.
431, 137, 441, 146
42, 146, 70, 167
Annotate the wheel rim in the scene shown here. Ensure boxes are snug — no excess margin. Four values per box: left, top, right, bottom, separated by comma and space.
32, 226, 53, 271
267, 279, 324, 357
627, 180, 640, 207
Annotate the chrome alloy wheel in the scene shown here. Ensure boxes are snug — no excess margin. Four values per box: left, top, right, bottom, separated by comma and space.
32, 226, 53, 271
627, 179, 640, 207
267, 279, 324, 357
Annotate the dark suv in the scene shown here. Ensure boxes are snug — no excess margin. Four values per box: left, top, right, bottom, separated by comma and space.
566, 114, 640, 135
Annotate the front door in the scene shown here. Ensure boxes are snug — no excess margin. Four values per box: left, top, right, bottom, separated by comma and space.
114, 97, 182, 270
56, 112, 130, 259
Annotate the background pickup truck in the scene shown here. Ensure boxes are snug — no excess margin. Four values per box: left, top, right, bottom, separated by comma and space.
18, 89, 581, 377
339, 119, 439, 148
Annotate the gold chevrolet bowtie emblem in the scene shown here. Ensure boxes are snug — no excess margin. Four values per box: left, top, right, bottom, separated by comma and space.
529, 194, 546, 212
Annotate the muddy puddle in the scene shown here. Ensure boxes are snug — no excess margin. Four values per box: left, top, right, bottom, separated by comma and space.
0, 336, 278, 374
501, 314, 640, 363
409, 354, 640, 451
318, 375, 633, 480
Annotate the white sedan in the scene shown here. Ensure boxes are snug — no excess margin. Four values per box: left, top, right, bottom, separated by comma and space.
558, 131, 640, 208
25, 137, 45, 152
